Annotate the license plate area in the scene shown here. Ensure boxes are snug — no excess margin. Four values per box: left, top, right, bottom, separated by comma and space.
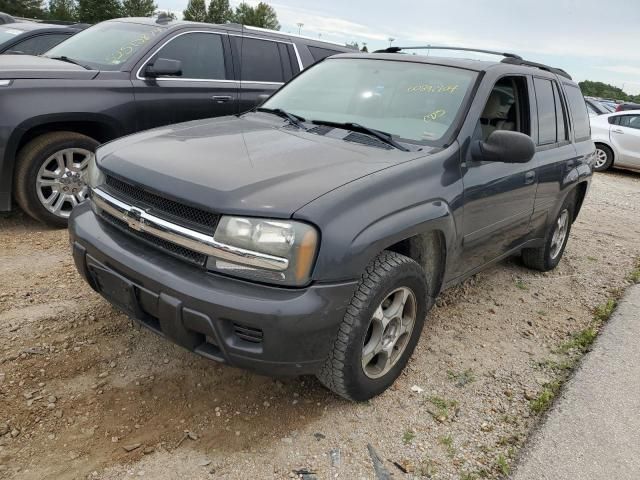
88, 263, 143, 317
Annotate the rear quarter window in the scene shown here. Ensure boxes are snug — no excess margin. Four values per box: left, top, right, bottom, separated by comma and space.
308, 45, 343, 62
563, 84, 591, 141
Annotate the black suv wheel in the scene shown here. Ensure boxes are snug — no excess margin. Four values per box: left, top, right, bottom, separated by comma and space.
317, 251, 429, 401
522, 193, 575, 271
14, 132, 98, 227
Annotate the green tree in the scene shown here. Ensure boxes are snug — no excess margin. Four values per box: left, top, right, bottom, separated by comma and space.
207, 0, 232, 24
48, 0, 77, 21
233, 2, 279, 30
121, 0, 156, 17
182, 0, 207, 22
77, 0, 122, 22
0, 0, 47, 18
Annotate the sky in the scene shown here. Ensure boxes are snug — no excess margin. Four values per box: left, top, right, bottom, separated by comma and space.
157, 0, 640, 95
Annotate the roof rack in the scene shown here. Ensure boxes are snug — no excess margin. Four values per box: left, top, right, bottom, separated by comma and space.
500, 57, 572, 80
373, 46, 523, 60
374, 45, 572, 80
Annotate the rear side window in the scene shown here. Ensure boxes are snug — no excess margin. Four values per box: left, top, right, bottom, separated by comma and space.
237, 37, 284, 83
534, 78, 556, 145
563, 84, 591, 141
152, 32, 226, 80
308, 45, 342, 62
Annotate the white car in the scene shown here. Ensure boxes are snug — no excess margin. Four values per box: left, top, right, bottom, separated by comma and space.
590, 110, 640, 172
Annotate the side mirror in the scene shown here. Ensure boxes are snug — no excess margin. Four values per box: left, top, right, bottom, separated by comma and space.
144, 58, 182, 78
471, 130, 535, 164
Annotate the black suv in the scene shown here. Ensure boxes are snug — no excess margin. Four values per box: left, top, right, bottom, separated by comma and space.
69, 48, 594, 401
0, 21, 86, 55
0, 17, 351, 226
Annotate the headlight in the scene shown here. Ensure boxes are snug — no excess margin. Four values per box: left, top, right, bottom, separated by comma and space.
208, 216, 319, 286
85, 153, 105, 189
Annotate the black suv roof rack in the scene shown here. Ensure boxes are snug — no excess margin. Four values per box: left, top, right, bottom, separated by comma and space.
374, 46, 572, 80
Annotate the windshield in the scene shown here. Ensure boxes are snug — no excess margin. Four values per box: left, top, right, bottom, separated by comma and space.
262, 58, 477, 145
0, 27, 22, 45
45, 21, 166, 70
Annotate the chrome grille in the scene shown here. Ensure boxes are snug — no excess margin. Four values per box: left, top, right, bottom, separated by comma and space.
104, 175, 218, 233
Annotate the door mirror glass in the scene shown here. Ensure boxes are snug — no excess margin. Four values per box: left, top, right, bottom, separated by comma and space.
472, 130, 535, 164
144, 58, 182, 78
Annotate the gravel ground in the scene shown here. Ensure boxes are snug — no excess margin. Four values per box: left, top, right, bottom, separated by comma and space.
1, 170, 639, 480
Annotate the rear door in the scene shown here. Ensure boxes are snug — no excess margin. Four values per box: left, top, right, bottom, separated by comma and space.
609, 114, 640, 167
529, 77, 579, 237
132, 30, 238, 130
229, 35, 300, 113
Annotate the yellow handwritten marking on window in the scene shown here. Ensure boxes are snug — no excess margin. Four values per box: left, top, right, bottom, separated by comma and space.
407, 84, 459, 94
107, 27, 164, 65
424, 109, 447, 122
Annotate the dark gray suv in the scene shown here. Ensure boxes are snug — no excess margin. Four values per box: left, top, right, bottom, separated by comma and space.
69, 48, 594, 401
0, 17, 352, 226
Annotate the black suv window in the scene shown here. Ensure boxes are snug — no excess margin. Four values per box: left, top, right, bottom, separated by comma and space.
479, 76, 530, 141
151, 32, 226, 80
553, 81, 567, 142
308, 45, 342, 62
236, 37, 284, 83
10, 34, 71, 55
563, 84, 590, 141
533, 78, 557, 145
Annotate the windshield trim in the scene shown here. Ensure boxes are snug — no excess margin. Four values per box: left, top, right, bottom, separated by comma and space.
262, 56, 482, 149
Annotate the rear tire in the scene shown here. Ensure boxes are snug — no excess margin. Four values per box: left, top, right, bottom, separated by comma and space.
316, 251, 429, 401
593, 144, 613, 172
14, 131, 98, 228
522, 193, 575, 272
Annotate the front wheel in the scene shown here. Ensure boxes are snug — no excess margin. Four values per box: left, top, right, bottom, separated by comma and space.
317, 251, 429, 401
14, 131, 98, 228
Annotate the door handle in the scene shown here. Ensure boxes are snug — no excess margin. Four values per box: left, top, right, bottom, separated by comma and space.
524, 170, 536, 185
211, 95, 233, 103
612, 128, 624, 134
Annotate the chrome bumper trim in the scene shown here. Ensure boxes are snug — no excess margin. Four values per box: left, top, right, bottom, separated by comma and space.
92, 188, 289, 272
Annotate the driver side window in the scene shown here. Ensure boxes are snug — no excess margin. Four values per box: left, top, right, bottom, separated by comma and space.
479, 76, 530, 141
150, 32, 227, 80
619, 115, 640, 130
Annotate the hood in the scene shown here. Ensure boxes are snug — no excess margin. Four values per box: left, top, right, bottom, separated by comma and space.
98, 115, 426, 218
0, 55, 98, 80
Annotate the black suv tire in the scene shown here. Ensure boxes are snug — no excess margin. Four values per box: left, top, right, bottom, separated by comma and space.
317, 251, 429, 401
522, 193, 575, 271
14, 131, 98, 228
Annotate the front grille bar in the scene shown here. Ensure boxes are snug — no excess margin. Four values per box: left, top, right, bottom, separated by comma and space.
92, 188, 289, 272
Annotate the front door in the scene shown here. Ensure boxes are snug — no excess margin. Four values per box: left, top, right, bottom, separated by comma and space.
458, 76, 537, 275
132, 31, 238, 131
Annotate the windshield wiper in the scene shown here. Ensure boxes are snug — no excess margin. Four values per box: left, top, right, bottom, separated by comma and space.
256, 107, 306, 129
46, 55, 91, 70
310, 120, 409, 151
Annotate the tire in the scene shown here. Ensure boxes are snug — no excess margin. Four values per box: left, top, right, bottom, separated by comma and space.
522, 193, 575, 272
14, 131, 98, 228
317, 251, 429, 401
593, 144, 613, 172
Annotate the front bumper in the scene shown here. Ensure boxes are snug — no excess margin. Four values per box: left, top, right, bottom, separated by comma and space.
69, 202, 357, 375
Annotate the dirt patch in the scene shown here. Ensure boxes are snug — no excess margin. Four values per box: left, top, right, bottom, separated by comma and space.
1, 170, 639, 480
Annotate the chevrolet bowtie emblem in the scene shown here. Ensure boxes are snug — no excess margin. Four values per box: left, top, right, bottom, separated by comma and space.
124, 207, 145, 232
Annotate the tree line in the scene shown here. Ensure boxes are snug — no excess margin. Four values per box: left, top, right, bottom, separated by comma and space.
0, 0, 281, 29
579, 80, 640, 103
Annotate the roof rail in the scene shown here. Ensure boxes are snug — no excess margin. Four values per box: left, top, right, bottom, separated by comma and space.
373, 45, 523, 60
500, 57, 572, 80
234, 24, 350, 48
374, 45, 572, 80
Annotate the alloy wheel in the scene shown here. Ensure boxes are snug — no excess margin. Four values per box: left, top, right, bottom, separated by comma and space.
361, 287, 417, 379
594, 148, 608, 169
35, 148, 92, 219
550, 209, 569, 260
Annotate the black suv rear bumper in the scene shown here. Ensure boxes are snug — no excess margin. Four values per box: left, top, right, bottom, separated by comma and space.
69, 202, 357, 375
